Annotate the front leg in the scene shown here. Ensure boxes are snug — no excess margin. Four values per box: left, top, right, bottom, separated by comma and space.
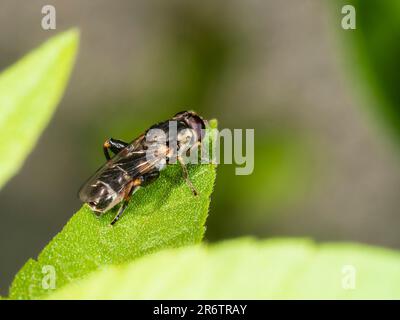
103, 138, 129, 160
142, 171, 160, 186
178, 156, 198, 196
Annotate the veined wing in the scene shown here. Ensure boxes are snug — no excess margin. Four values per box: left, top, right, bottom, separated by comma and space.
78, 135, 166, 201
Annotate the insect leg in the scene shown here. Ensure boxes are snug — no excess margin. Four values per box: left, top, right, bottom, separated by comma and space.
178, 156, 198, 196
103, 138, 129, 160
110, 200, 128, 226
142, 171, 160, 186
110, 179, 141, 226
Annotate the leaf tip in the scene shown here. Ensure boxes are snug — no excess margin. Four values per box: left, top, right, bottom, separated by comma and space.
208, 118, 218, 130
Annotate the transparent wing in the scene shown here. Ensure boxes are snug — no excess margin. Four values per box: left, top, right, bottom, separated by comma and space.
78, 135, 165, 201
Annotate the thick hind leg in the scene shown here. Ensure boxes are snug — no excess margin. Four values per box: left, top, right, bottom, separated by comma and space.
109, 171, 161, 226
103, 138, 129, 160
110, 179, 140, 225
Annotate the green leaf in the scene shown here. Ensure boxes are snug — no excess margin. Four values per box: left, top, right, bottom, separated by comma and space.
336, 1, 400, 144
0, 29, 79, 189
9, 123, 217, 299
49, 238, 400, 299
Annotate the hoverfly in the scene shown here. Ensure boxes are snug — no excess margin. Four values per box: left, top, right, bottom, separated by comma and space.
78, 111, 206, 225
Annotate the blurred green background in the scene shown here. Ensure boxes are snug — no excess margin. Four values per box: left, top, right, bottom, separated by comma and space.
2, 0, 400, 294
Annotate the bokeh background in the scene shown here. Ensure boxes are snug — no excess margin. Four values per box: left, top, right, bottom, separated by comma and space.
1, 0, 400, 294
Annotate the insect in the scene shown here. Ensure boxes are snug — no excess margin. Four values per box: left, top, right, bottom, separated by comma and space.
78, 111, 206, 225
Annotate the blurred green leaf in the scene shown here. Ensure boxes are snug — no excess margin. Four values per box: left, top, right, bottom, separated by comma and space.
0, 29, 79, 189
50, 238, 400, 299
338, 0, 400, 143
9, 122, 217, 299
